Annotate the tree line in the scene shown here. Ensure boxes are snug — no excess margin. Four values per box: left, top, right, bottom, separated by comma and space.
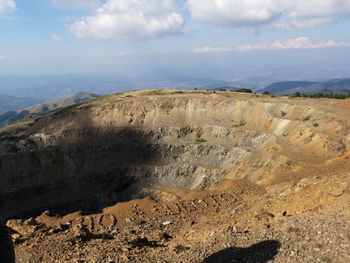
292, 92, 350, 99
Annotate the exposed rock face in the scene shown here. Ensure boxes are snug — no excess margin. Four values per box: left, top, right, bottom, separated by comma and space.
1, 91, 349, 219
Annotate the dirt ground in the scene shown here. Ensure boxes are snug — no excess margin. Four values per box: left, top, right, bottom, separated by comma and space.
8, 168, 350, 262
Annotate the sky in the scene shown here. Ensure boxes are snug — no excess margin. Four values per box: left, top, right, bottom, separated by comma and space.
1, 0, 350, 79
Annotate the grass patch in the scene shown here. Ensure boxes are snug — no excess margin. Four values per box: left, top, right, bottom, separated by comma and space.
286, 226, 300, 233
232, 120, 246, 127
195, 138, 207, 143
321, 256, 331, 263
315, 243, 323, 249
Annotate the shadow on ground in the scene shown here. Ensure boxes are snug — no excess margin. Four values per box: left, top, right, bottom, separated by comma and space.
202, 240, 281, 263
0, 223, 15, 263
1, 113, 162, 219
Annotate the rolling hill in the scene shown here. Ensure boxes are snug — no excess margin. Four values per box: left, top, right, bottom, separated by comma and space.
260, 78, 350, 95
0, 92, 99, 128
0, 94, 42, 114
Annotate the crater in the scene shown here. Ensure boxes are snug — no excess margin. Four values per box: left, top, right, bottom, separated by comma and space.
1, 91, 349, 219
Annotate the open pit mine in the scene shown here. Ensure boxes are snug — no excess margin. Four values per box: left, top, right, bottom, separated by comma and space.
1, 90, 350, 262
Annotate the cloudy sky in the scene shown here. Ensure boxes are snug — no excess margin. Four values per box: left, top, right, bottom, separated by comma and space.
1, 0, 350, 78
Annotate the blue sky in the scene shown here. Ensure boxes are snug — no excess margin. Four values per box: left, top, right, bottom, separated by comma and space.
1, 0, 350, 78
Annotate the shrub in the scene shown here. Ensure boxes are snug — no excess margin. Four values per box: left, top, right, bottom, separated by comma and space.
234, 88, 253, 93
287, 226, 300, 233
195, 138, 207, 143
291, 92, 350, 100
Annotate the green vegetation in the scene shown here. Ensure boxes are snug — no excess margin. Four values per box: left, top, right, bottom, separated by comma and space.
321, 256, 331, 263
195, 138, 207, 143
315, 243, 323, 249
213, 87, 254, 93
287, 226, 300, 233
292, 92, 350, 99
233, 88, 253, 93
232, 120, 246, 127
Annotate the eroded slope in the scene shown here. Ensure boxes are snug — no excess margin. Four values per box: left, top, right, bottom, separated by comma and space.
1, 90, 350, 219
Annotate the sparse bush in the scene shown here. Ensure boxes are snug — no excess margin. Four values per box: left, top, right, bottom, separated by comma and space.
195, 138, 207, 143
313, 123, 319, 127
234, 88, 253, 93
287, 226, 300, 233
303, 116, 310, 121
321, 257, 331, 263
231, 120, 246, 127
315, 243, 323, 249
291, 92, 350, 100
240, 120, 246, 126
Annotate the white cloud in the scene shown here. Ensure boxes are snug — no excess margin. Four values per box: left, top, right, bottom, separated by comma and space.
193, 37, 350, 53
0, 0, 16, 15
69, 0, 184, 40
272, 18, 334, 30
0, 54, 6, 59
51, 0, 101, 11
50, 34, 63, 41
237, 37, 341, 51
187, 0, 350, 29
193, 46, 232, 53
187, 0, 281, 27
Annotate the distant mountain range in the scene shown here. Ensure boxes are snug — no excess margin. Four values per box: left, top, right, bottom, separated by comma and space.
1, 77, 350, 128
0, 92, 99, 128
259, 79, 350, 95
0, 94, 43, 114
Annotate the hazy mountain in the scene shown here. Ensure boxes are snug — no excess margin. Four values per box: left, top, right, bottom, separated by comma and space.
0, 92, 99, 128
0, 75, 243, 100
0, 75, 131, 100
0, 94, 42, 114
259, 79, 350, 95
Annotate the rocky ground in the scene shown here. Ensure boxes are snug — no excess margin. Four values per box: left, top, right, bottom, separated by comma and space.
8, 172, 350, 263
